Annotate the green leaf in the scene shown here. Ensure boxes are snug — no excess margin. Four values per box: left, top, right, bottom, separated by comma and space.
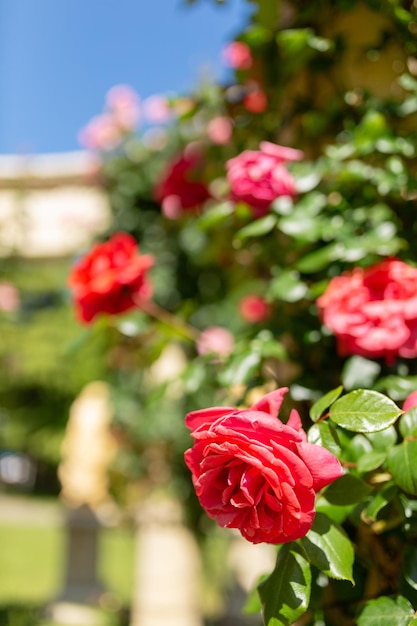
323, 474, 372, 506
268, 270, 308, 302
329, 389, 402, 433
399, 407, 417, 438
357, 451, 387, 474
358, 595, 417, 626
196, 201, 234, 229
386, 440, 417, 495
342, 356, 381, 391
234, 214, 277, 241
366, 426, 398, 451
310, 386, 343, 422
258, 543, 311, 626
307, 422, 341, 456
374, 375, 417, 400
296, 243, 339, 273
218, 351, 261, 386
300, 512, 354, 582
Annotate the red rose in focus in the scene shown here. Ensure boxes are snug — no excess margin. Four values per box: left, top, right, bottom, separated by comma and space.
226, 141, 303, 218
184, 388, 342, 545
239, 295, 271, 323
68, 232, 154, 323
317, 258, 417, 363
154, 148, 211, 219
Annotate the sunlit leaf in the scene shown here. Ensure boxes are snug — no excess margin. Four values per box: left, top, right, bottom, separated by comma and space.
358, 595, 417, 626
310, 386, 343, 422
329, 389, 402, 433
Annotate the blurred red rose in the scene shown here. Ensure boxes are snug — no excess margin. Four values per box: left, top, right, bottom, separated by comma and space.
154, 148, 211, 219
244, 89, 268, 113
68, 232, 154, 324
239, 294, 271, 323
317, 258, 417, 362
226, 141, 303, 218
185, 387, 342, 544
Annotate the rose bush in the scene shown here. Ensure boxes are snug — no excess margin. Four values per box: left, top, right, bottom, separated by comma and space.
184, 387, 342, 544
68, 231, 154, 323
317, 258, 417, 363
226, 141, 303, 218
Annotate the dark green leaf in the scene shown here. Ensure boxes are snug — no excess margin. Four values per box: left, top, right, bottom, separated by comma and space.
258, 543, 311, 626
404, 545, 417, 590
300, 512, 354, 582
363, 483, 397, 522
386, 440, 417, 495
323, 474, 372, 506
357, 595, 416, 626
329, 389, 402, 433
310, 386, 343, 422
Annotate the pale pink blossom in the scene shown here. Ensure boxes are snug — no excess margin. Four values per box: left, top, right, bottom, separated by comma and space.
207, 116, 233, 145
106, 84, 140, 130
197, 326, 235, 359
222, 41, 253, 70
143, 95, 172, 125
78, 113, 122, 151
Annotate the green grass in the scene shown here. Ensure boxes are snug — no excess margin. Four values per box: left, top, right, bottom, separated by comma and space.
0, 522, 134, 606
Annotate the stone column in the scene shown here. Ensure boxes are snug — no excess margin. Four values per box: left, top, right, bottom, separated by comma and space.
130, 496, 203, 626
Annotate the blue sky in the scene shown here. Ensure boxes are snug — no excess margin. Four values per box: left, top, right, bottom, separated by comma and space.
0, 0, 251, 155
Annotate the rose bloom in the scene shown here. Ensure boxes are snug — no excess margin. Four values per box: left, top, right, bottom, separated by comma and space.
68, 232, 154, 324
185, 387, 342, 544
244, 89, 268, 113
154, 148, 211, 219
196, 326, 235, 359
317, 258, 417, 362
226, 141, 304, 218
239, 294, 271, 323
143, 94, 172, 125
222, 41, 253, 70
0, 282, 20, 312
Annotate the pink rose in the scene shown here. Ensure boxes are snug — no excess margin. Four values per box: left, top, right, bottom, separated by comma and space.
143, 94, 172, 125
239, 295, 271, 323
196, 326, 234, 359
222, 41, 253, 70
0, 282, 20, 312
226, 141, 304, 218
317, 258, 417, 363
154, 147, 211, 219
184, 387, 343, 544
68, 232, 154, 324
403, 391, 417, 412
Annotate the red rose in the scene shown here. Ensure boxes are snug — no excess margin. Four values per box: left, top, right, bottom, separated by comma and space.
317, 258, 417, 362
403, 391, 417, 412
154, 148, 211, 219
226, 141, 303, 218
184, 388, 342, 544
68, 232, 154, 323
239, 294, 271, 323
